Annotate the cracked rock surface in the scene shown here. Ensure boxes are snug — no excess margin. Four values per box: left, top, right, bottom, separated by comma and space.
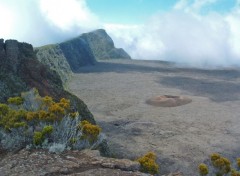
0, 149, 149, 176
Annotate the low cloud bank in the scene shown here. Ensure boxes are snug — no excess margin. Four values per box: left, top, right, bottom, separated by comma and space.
106, 10, 240, 67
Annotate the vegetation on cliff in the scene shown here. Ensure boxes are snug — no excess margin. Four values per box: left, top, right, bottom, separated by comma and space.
0, 89, 104, 153
0, 38, 95, 124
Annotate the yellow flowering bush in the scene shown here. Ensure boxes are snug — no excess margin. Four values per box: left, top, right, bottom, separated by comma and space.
0, 89, 104, 152
137, 152, 159, 175
237, 158, 240, 168
199, 153, 240, 176
232, 170, 240, 176
78, 120, 101, 144
198, 163, 209, 176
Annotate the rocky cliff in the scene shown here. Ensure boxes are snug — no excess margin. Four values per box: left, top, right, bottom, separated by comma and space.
35, 35, 96, 82
81, 29, 131, 60
34, 44, 72, 84
35, 29, 131, 83
0, 39, 95, 124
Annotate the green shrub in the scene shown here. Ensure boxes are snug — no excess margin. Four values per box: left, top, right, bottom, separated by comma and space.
7, 97, 23, 105
42, 125, 53, 135
33, 132, 44, 145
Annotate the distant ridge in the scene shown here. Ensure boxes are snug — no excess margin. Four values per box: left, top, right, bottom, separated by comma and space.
35, 29, 131, 83
81, 29, 131, 60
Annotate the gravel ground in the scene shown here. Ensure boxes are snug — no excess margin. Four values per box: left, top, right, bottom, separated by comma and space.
67, 59, 240, 175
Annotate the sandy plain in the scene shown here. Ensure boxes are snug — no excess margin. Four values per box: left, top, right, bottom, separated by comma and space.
67, 59, 240, 175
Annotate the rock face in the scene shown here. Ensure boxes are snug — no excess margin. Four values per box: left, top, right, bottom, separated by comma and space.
0, 39, 95, 124
35, 35, 97, 82
35, 45, 72, 84
81, 29, 131, 60
59, 37, 96, 72
0, 39, 5, 59
35, 29, 131, 83
0, 149, 149, 176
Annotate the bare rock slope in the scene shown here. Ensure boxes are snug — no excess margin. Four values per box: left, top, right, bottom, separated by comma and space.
0, 149, 148, 176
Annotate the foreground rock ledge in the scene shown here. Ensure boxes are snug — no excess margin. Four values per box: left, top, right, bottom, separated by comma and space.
0, 149, 149, 176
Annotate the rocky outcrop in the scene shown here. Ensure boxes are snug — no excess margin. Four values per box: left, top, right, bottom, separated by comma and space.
0, 39, 6, 61
35, 35, 97, 82
81, 29, 131, 60
59, 37, 96, 72
0, 39, 95, 124
35, 45, 72, 84
0, 149, 149, 176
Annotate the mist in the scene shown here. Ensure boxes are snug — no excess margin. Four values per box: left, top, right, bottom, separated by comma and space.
0, 0, 99, 46
0, 0, 240, 67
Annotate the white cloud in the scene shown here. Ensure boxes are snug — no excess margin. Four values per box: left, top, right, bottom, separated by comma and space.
174, 0, 218, 13
39, 0, 99, 31
174, 0, 190, 11
107, 1, 240, 67
0, 0, 100, 46
0, 4, 15, 37
191, 0, 217, 11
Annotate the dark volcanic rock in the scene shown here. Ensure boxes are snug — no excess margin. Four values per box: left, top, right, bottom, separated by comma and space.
0, 39, 5, 60
59, 37, 96, 72
5, 40, 19, 73
0, 39, 95, 124
81, 29, 131, 60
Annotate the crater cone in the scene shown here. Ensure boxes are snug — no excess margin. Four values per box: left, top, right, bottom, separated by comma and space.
146, 95, 192, 107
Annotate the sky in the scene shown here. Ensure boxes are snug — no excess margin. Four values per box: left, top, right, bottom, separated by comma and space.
0, 0, 240, 67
